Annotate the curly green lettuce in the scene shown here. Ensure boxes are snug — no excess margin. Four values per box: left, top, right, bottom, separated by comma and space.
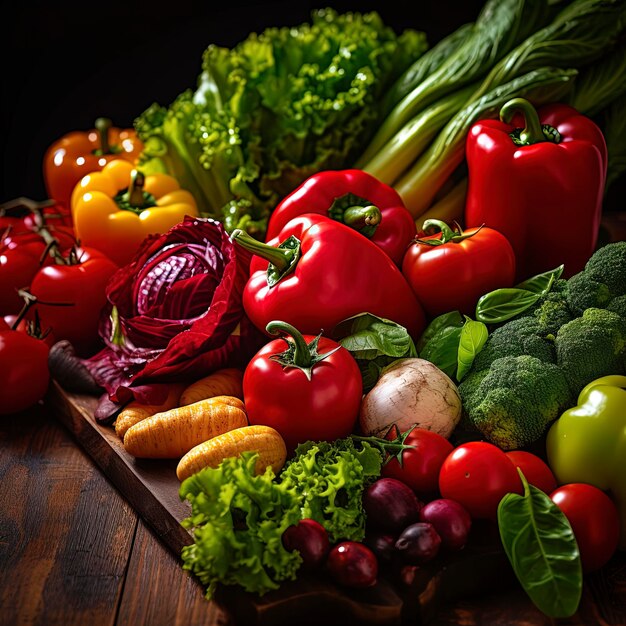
180, 453, 302, 599
135, 8, 426, 235
279, 439, 382, 543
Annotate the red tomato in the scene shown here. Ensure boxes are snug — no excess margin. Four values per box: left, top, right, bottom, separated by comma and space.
382, 428, 454, 495
550, 483, 620, 573
243, 327, 363, 452
0, 329, 50, 414
438, 441, 522, 520
29, 247, 118, 356
4, 314, 57, 348
0, 234, 47, 314
506, 451, 557, 494
401, 224, 516, 318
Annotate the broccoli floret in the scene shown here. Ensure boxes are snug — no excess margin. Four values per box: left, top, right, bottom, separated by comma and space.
458, 355, 572, 450
607, 294, 626, 321
473, 317, 555, 371
566, 242, 626, 315
555, 308, 626, 394
583, 241, 626, 295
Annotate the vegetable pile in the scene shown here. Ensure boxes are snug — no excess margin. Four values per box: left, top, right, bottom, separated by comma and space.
2, 1, 626, 622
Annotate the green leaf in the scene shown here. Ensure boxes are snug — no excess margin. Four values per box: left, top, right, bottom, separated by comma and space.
416, 310, 464, 353
456, 317, 488, 381
419, 325, 463, 379
497, 470, 582, 618
516, 265, 564, 295
475, 288, 543, 324
335, 313, 417, 390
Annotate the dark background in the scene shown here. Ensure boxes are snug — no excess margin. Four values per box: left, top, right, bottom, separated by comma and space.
0, 0, 482, 202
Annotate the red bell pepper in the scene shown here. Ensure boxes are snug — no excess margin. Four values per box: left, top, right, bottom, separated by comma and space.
464, 98, 607, 281
402, 219, 516, 318
264, 170, 417, 265
232, 214, 426, 339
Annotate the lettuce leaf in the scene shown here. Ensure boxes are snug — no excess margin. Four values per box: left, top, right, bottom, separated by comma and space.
180, 453, 302, 599
279, 439, 382, 543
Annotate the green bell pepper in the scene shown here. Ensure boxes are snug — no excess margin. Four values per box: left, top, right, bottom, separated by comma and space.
546, 375, 626, 548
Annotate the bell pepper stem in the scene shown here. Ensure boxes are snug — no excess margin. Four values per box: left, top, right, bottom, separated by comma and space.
343, 205, 382, 237
231, 229, 296, 272
266, 321, 313, 369
128, 170, 146, 208
95, 117, 112, 155
500, 98, 554, 146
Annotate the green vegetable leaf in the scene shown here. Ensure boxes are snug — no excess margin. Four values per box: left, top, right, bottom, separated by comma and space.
476, 288, 543, 324
497, 470, 582, 618
279, 439, 382, 543
419, 325, 464, 379
179, 453, 302, 599
516, 265, 564, 295
457, 317, 488, 381
335, 313, 417, 391
416, 310, 464, 352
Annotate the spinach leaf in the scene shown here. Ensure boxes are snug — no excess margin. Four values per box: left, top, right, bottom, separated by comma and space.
456, 317, 488, 381
497, 470, 582, 618
335, 313, 416, 391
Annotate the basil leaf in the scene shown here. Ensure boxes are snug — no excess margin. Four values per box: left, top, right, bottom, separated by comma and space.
456, 317, 488, 381
419, 325, 463, 379
516, 265, 564, 294
498, 471, 582, 619
416, 310, 464, 352
335, 313, 416, 391
475, 288, 542, 324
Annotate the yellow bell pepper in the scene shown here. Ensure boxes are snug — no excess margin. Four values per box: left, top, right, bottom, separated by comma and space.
71, 159, 198, 266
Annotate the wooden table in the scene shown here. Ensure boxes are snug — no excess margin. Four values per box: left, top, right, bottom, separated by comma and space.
1, 401, 625, 626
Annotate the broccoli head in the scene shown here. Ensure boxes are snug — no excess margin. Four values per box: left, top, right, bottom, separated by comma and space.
473, 316, 555, 371
566, 241, 626, 315
607, 294, 626, 321
555, 308, 626, 394
458, 355, 572, 450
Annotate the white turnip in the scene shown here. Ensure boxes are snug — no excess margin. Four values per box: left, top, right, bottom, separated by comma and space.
359, 358, 461, 439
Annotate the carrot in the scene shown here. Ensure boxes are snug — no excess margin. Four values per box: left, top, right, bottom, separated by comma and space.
123, 397, 248, 459
180, 368, 244, 406
114, 383, 186, 440
176, 425, 287, 481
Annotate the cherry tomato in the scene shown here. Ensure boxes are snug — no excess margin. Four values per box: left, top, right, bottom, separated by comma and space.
4, 314, 56, 348
550, 483, 620, 573
402, 223, 516, 317
243, 322, 362, 452
0, 329, 50, 415
438, 441, 522, 520
29, 247, 118, 356
382, 428, 454, 495
506, 451, 557, 494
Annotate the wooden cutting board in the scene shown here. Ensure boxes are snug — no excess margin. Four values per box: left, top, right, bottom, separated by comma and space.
47, 380, 513, 625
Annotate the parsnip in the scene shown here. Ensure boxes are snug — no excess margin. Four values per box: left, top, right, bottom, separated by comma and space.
180, 368, 244, 406
123, 397, 247, 459
176, 425, 286, 481
114, 383, 186, 439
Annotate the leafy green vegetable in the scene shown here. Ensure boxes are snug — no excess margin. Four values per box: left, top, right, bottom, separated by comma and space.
335, 313, 417, 391
358, 0, 551, 165
135, 9, 426, 234
416, 310, 464, 352
498, 470, 582, 618
179, 453, 302, 599
279, 439, 382, 543
457, 317, 488, 381
476, 265, 563, 324
604, 92, 626, 192
420, 325, 464, 379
